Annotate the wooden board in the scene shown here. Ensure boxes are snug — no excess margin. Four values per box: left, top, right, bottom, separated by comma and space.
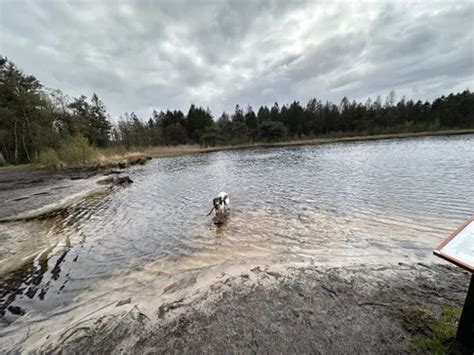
434, 216, 474, 273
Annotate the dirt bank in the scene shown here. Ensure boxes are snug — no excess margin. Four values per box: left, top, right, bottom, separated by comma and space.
33, 262, 469, 354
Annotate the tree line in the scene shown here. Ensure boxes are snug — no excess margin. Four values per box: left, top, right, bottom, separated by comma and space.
1, 56, 473, 165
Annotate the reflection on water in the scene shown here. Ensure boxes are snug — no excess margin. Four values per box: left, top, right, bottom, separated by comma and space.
1, 135, 473, 326
0, 189, 112, 325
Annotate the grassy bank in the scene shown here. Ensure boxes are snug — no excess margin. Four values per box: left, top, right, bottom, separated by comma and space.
34, 136, 151, 170
32, 128, 474, 170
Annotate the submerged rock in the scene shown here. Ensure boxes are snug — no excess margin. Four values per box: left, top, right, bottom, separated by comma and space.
7, 305, 25, 316
98, 176, 134, 186
103, 170, 124, 176
116, 298, 132, 307
115, 176, 134, 185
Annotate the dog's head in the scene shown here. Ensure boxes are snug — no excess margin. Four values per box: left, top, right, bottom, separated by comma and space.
213, 196, 223, 210
213, 192, 229, 213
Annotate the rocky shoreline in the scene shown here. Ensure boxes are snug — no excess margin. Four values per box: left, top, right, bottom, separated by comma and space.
29, 262, 469, 354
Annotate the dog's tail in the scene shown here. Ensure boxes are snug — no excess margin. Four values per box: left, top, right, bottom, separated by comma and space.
206, 207, 215, 216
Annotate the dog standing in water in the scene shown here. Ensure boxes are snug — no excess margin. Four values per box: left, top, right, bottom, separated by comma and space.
207, 192, 230, 225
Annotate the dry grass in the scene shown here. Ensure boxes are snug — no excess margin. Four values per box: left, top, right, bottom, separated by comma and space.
142, 144, 210, 157
90, 145, 209, 168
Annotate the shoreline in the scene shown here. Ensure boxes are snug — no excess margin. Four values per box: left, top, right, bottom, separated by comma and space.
125, 128, 474, 162
1, 129, 473, 174
3, 261, 468, 353
184, 128, 474, 155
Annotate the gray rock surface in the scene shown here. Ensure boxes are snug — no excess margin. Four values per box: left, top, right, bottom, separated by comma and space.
42, 263, 470, 354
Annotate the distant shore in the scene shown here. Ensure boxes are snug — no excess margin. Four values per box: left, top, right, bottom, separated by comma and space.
123, 128, 474, 162
66, 127, 474, 164
181, 128, 474, 155
1, 128, 473, 173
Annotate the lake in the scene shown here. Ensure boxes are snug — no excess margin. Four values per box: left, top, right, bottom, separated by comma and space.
1, 134, 473, 327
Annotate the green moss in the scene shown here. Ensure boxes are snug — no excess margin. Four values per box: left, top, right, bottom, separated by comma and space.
411, 335, 446, 355
398, 306, 461, 354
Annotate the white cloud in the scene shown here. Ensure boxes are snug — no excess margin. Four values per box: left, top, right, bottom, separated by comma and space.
0, 0, 472, 119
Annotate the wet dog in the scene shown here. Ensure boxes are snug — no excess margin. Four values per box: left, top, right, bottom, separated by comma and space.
207, 192, 230, 224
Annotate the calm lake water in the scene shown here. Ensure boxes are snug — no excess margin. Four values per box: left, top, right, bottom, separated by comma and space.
1, 135, 473, 326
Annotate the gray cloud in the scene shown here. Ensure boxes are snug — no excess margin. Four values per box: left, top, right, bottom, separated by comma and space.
0, 0, 473, 119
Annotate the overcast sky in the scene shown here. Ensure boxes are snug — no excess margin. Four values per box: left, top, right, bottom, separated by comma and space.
1, 0, 473, 119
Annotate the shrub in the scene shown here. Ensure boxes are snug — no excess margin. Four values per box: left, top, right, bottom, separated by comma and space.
37, 148, 61, 168
58, 136, 98, 166
100, 145, 128, 157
